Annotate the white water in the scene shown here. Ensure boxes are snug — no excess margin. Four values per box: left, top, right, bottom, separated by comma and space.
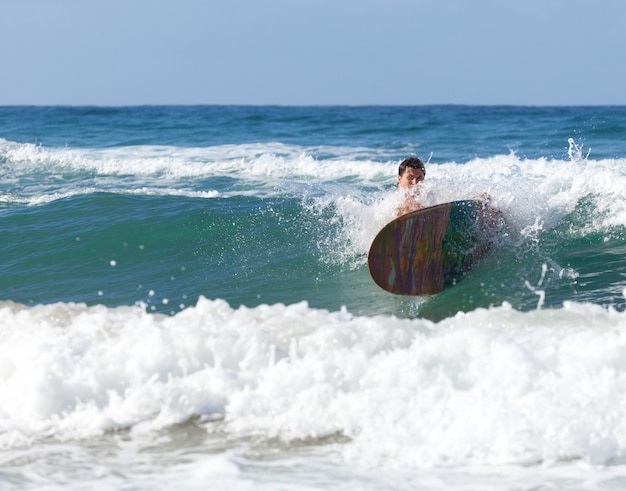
4, 137, 626, 235
3, 298, 626, 488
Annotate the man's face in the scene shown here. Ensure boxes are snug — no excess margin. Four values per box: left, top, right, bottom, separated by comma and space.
398, 167, 425, 189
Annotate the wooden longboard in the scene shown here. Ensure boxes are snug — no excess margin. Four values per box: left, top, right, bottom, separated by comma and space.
367, 200, 504, 295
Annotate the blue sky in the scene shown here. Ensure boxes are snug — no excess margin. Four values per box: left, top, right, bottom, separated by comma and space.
2, 0, 625, 106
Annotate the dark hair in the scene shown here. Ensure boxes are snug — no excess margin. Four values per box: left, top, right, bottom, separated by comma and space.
398, 157, 425, 176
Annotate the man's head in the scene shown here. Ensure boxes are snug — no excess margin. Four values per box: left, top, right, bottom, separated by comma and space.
398, 157, 426, 189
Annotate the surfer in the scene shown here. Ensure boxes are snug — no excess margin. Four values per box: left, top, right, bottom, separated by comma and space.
396, 157, 497, 218
396, 157, 426, 216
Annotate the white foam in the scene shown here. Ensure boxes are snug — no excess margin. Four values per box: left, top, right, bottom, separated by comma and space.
0, 138, 391, 183
4, 137, 626, 229
26, 187, 220, 206
2, 297, 626, 469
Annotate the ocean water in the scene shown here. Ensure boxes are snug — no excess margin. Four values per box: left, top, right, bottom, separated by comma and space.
1, 105, 626, 490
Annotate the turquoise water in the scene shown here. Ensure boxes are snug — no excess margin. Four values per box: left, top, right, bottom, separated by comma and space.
2, 106, 626, 318
2, 105, 626, 490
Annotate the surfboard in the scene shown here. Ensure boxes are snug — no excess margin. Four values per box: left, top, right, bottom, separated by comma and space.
367, 200, 505, 295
